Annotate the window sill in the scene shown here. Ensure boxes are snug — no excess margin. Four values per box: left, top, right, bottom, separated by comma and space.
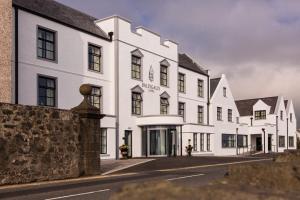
131, 77, 143, 82
100, 154, 110, 157
88, 69, 103, 74
37, 56, 58, 64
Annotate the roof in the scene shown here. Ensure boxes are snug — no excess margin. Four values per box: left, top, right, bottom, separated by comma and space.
178, 54, 208, 76
13, 0, 109, 40
235, 96, 279, 117
210, 78, 221, 97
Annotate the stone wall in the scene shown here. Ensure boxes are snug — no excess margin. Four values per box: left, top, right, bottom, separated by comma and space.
0, 0, 12, 103
0, 103, 81, 185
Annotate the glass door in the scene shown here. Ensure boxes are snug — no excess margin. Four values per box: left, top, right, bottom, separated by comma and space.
125, 130, 132, 158
149, 129, 166, 156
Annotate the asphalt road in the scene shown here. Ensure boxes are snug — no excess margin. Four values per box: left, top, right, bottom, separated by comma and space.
0, 156, 272, 200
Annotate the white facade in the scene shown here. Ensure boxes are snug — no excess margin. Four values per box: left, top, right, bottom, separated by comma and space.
10, 1, 298, 160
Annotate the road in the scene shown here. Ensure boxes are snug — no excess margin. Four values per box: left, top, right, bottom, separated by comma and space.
0, 156, 272, 200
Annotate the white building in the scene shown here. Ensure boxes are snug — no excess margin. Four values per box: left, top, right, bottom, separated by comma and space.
8, 0, 297, 159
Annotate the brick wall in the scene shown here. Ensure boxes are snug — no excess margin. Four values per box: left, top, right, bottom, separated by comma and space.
0, 0, 12, 103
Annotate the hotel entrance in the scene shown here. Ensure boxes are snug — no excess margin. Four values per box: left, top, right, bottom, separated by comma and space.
142, 126, 178, 157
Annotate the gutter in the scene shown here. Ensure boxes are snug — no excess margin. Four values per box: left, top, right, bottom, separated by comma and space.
287, 117, 289, 150
276, 116, 278, 152
14, 7, 19, 104
207, 75, 210, 125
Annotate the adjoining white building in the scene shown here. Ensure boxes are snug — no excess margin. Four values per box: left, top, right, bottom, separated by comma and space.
7, 0, 297, 159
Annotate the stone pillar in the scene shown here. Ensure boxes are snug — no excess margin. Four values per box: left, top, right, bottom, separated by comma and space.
72, 84, 104, 176
0, 0, 12, 103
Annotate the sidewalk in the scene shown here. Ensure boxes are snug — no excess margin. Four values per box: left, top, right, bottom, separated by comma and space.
101, 158, 154, 175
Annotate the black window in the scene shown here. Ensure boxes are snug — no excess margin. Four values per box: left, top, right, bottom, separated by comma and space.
279, 136, 285, 147
228, 109, 232, 122
38, 76, 56, 107
178, 102, 185, 121
200, 133, 204, 151
198, 106, 204, 124
160, 65, 168, 86
89, 86, 102, 110
88, 44, 101, 72
132, 92, 142, 115
178, 73, 185, 93
280, 110, 283, 120
255, 110, 266, 120
222, 134, 236, 148
289, 136, 294, 147
237, 135, 248, 147
100, 128, 107, 154
193, 133, 197, 151
217, 107, 222, 121
207, 134, 211, 151
160, 97, 169, 115
198, 79, 204, 97
223, 87, 227, 97
131, 55, 142, 80
37, 27, 56, 61
290, 113, 293, 122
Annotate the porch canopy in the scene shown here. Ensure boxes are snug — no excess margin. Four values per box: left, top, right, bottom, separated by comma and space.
136, 115, 184, 126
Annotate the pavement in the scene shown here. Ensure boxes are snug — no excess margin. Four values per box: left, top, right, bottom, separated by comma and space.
0, 155, 273, 200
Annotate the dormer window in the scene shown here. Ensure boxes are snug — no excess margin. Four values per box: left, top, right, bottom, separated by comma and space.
255, 110, 266, 120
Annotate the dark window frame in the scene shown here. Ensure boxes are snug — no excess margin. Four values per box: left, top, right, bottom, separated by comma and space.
37, 75, 56, 107
198, 106, 204, 124
207, 133, 211, 151
222, 134, 236, 148
178, 73, 185, 93
132, 92, 142, 115
290, 113, 293, 123
160, 64, 168, 87
88, 86, 102, 111
289, 136, 294, 147
255, 110, 266, 120
198, 79, 204, 97
223, 87, 227, 97
178, 102, 185, 121
279, 136, 285, 147
228, 109, 233, 122
37, 26, 56, 61
193, 133, 198, 151
237, 135, 248, 147
200, 133, 205, 151
217, 107, 222, 121
280, 110, 283, 120
100, 128, 107, 154
131, 55, 142, 80
88, 43, 102, 72
160, 97, 169, 115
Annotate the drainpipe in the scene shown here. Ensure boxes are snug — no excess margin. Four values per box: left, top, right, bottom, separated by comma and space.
14, 7, 19, 104
262, 128, 266, 154
287, 117, 289, 150
250, 117, 253, 126
276, 116, 279, 152
236, 128, 239, 155
180, 125, 183, 156
207, 75, 210, 125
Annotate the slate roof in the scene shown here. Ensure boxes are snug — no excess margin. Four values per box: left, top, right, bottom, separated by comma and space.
235, 96, 279, 117
178, 54, 208, 76
13, 0, 109, 40
210, 78, 221, 97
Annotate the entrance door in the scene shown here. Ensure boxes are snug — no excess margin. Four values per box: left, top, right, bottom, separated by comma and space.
125, 130, 132, 158
268, 135, 272, 152
149, 129, 166, 156
256, 137, 262, 151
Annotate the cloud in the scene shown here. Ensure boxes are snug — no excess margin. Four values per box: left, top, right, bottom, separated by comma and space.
56, 0, 300, 127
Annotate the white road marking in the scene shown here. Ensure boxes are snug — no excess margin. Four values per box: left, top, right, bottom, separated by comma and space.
44, 189, 110, 200
158, 158, 272, 172
166, 173, 205, 181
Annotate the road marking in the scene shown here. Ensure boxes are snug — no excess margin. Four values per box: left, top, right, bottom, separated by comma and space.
158, 158, 272, 172
166, 173, 204, 181
44, 189, 110, 200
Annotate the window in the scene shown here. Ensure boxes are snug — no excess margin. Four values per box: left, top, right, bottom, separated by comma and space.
160, 65, 168, 86
223, 87, 227, 97
222, 134, 236, 148
160, 97, 169, 115
217, 107, 222, 121
198, 106, 204, 124
279, 136, 285, 147
178, 102, 185, 121
200, 133, 204, 151
228, 109, 232, 122
236, 117, 239, 124
178, 73, 185, 93
237, 135, 248, 147
131, 55, 142, 80
100, 128, 107, 154
88, 44, 101, 72
89, 86, 102, 110
193, 133, 198, 151
290, 113, 293, 122
198, 79, 204, 97
132, 92, 142, 115
37, 27, 56, 61
280, 110, 283, 120
38, 76, 56, 107
207, 134, 211, 151
289, 136, 294, 147
254, 110, 266, 120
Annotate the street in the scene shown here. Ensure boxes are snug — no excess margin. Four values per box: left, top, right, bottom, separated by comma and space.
0, 156, 272, 200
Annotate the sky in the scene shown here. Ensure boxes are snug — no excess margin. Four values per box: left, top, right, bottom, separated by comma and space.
57, 0, 300, 128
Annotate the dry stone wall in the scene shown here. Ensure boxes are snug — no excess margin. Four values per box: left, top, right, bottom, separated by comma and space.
0, 103, 81, 185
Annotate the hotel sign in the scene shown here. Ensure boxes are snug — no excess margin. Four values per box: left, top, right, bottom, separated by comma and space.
141, 65, 160, 92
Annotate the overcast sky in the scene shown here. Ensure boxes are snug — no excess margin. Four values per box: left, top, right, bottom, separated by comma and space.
57, 0, 300, 128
